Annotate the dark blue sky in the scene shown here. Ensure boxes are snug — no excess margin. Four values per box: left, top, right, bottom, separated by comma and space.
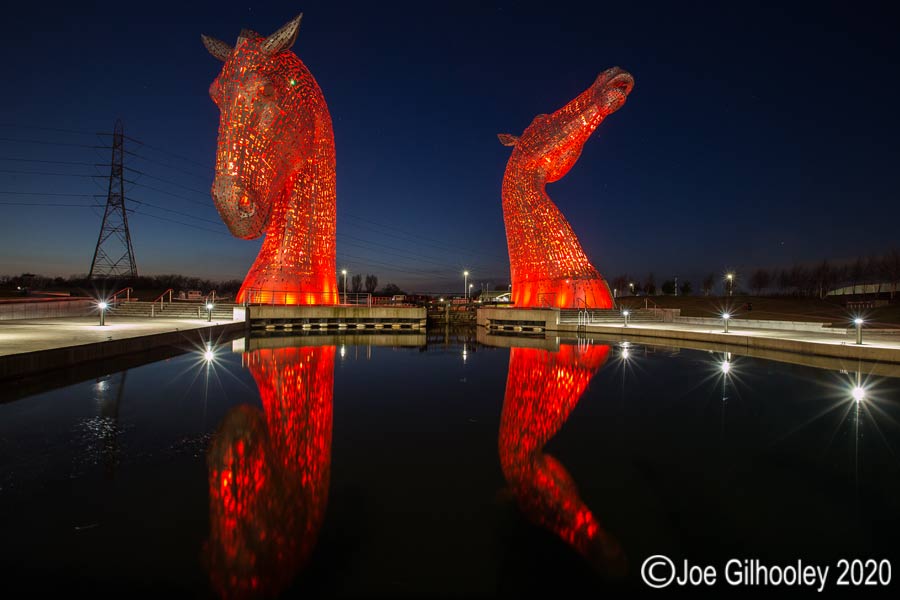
2, 1, 898, 293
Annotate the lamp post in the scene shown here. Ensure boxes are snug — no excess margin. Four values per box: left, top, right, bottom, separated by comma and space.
464, 270, 469, 300
629, 282, 635, 295
206, 302, 214, 322
726, 273, 734, 296
622, 309, 630, 327
341, 269, 348, 304
98, 301, 108, 326
854, 318, 864, 345
723, 312, 731, 333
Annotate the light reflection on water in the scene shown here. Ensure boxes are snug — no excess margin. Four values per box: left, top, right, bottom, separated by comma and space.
205, 345, 333, 598
0, 331, 899, 595
499, 342, 626, 577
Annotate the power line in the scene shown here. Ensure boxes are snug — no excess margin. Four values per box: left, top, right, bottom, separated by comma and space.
0, 190, 95, 197
0, 136, 103, 149
123, 135, 213, 170
129, 180, 212, 207
0, 123, 100, 136
0, 157, 100, 167
128, 209, 232, 236
0, 201, 96, 207
124, 166, 210, 195
0, 168, 99, 178
129, 196, 224, 225
342, 213, 507, 261
127, 150, 213, 182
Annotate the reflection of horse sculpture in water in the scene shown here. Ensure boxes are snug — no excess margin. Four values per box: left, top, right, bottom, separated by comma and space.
203, 14, 337, 304
499, 343, 626, 575
498, 68, 634, 308
205, 345, 334, 598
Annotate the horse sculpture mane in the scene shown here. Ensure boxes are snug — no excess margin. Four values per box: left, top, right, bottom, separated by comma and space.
498, 67, 634, 309
203, 14, 337, 305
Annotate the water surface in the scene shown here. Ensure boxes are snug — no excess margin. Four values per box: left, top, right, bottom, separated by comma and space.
1, 330, 898, 596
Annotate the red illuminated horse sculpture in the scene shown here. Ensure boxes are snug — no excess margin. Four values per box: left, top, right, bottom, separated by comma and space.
498, 68, 634, 308
499, 343, 626, 575
205, 345, 334, 598
203, 14, 337, 304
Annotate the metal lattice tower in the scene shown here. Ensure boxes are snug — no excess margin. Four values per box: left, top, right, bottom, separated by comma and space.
89, 119, 137, 279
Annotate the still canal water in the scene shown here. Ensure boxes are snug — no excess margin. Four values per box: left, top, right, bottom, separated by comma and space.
2, 330, 899, 596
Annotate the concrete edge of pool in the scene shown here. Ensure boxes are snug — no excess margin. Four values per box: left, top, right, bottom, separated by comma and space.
477, 307, 900, 365
0, 318, 248, 380
3, 305, 900, 383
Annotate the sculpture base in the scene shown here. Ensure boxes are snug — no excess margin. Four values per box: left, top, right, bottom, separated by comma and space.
238, 280, 339, 305
512, 277, 614, 309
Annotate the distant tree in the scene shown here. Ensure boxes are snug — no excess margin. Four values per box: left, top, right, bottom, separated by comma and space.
702, 273, 715, 296
885, 249, 900, 300
365, 274, 378, 294
661, 280, 676, 295
811, 260, 836, 299
776, 269, 790, 294
850, 257, 865, 294
749, 268, 771, 295
680, 280, 692, 296
351, 273, 362, 293
380, 283, 404, 296
494, 283, 510, 291
643, 273, 656, 296
866, 254, 883, 293
611, 274, 629, 296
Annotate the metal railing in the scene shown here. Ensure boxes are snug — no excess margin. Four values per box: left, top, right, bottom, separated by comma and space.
574, 297, 593, 325
150, 288, 174, 317
243, 288, 340, 306
537, 292, 557, 308
110, 287, 133, 306
241, 288, 379, 307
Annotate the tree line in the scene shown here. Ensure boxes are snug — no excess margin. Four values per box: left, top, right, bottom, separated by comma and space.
609, 249, 900, 299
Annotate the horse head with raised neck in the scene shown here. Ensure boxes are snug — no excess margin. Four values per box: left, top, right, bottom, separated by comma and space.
498, 67, 634, 308
203, 14, 337, 304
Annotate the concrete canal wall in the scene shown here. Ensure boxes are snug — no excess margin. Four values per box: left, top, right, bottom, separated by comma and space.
247, 305, 427, 330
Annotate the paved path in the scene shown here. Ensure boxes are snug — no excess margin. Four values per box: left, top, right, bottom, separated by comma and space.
552, 320, 900, 364
0, 316, 244, 357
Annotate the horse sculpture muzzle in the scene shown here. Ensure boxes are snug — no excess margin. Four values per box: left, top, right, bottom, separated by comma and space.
210, 174, 269, 240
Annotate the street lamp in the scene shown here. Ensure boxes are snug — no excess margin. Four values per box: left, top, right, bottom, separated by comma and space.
723, 312, 731, 333
98, 300, 108, 326
469, 283, 474, 300
464, 270, 469, 300
629, 282, 635, 295
726, 273, 734, 296
341, 269, 348, 304
622, 309, 630, 327
206, 302, 214, 322
854, 317, 864, 345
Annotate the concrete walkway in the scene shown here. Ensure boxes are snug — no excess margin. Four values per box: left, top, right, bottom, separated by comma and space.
553, 320, 900, 363
0, 316, 244, 357
0, 316, 246, 379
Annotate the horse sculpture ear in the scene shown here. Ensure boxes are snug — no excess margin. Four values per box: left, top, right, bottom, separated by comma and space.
498, 133, 519, 147
202, 34, 234, 61
261, 13, 303, 55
